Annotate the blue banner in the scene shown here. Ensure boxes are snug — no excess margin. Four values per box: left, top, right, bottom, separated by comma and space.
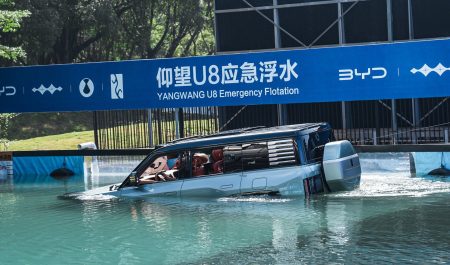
1, 38, 450, 113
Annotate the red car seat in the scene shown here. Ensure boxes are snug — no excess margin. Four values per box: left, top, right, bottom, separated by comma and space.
211, 149, 224, 174
192, 155, 207, 177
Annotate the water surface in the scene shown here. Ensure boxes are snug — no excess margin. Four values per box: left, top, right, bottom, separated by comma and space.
1, 154, 449, 264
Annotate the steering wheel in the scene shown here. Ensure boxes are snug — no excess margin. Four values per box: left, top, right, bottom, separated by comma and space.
155, 172, 167, 181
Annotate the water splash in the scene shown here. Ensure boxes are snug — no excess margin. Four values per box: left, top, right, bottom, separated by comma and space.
75, 194, 118, 201
217, 196, 293, 203
333, 153, 450, 198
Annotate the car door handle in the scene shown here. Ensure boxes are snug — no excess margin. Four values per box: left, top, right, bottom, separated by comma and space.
220, 184, 233, 190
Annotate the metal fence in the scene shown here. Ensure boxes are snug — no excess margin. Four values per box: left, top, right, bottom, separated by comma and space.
94, 107, 219, 149
220, 97, 450, 146
93, 97, 449, 149
338, 98, 449, 145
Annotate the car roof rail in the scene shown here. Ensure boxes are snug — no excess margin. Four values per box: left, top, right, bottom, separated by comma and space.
166, 126, 268, 145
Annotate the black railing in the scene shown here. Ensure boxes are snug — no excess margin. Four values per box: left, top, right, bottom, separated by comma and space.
220, 97, 450, 146
94, 107, 219, 149
93, 97, 449, 149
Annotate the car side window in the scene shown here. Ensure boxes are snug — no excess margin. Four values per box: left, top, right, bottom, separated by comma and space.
266, 139, 298, 168
138, 152, 188, 183
142, 155, 170, 176
241, 142, 269, 171
190, 147, 226, 177
302, 130, 333, 163
223, 145, 242, 173
228, 139, 298, 173
185, 139, 299, 178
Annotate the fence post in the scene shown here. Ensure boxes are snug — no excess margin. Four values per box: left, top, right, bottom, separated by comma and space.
391, 99, 397, 144
93, 111, 99, 149
411, 98, 420, 144
174, 109, 180, 139
341, 102, 347, 130
445, 128, 449, 144
273, 0, 287, 127
178, 108, 185, 138
147, 109, 153, 147
373, 130, 377, 145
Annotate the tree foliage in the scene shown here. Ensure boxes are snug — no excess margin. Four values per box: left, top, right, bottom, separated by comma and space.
12, 0, 214, 65
0, 0, 28, 149
0, 1, 215, 144
0, 0, 30, 61
0, 113, 18, 150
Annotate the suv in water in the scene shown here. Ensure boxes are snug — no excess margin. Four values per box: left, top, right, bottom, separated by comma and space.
109, 123, 361, 198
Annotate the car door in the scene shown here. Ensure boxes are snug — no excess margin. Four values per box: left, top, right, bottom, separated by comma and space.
240, 139, 303, 195
180, 146, 243, 197
239, 142, 269, 194
136, 180, 184, 197
180, 173, 242, 197
120, 151, 187, 198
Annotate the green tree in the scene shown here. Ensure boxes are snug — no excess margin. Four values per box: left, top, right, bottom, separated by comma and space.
14, 0, 214, 65
1, 1, 215, 146
0, 0, 28, 150
0, 113, 18, 150
0, 0, 29, 61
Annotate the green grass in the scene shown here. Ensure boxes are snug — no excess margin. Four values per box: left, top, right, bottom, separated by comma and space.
4, 119, 217, 151
7, 131, 94, 151
8, 112, 93, 140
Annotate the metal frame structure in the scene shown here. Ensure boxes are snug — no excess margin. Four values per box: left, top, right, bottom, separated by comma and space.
215, 0, 450, 145
94, 0, 450, 149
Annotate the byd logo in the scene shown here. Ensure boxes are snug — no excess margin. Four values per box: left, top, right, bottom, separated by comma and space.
0, 86, 16, 96
338, 67, 387, 81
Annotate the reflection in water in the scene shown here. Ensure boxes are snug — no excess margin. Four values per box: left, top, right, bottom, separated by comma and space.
83, 156, 144, 190
197, 215, 212, 253
0, 175, 13, 192
271, 217, 298, 264
111, 196, 370, 265
1, 180, 450, 265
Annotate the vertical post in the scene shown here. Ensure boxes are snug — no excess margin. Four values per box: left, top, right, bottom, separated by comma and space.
277, 105, 288, 126
411, 99, 420, 144
387, 0, 397, 145
373, 130, 378, 145
174, 108, 180, 139
338, 2, 345, 44
178, 108, 185, 138
93, 111, 99, 149
338, 2, 348, 135
341, 103, 347, 129
157, 110, 163, 145
273, 0, 286, 126
147, 109, 153, 147
407, 0, 414, 40
391, 99, 397, 144
375, 101, 380, 145
273, 0, 281, 49
213, 0, 220, 53
407, 0, 420, 144
445, 128, 449, 144
214, 106, 220, 133
386, 0, 393, 42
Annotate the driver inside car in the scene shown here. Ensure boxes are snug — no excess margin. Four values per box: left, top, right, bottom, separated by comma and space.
138, 155, 179, 185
